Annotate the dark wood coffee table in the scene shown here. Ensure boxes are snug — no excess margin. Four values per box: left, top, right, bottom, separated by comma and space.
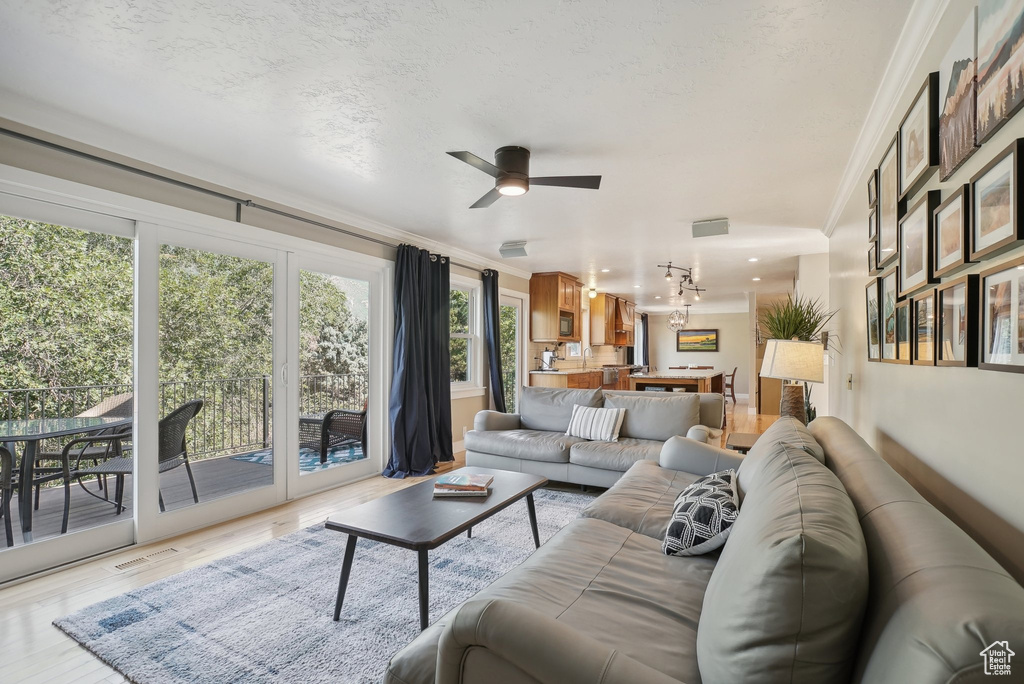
324, 466, 548, 630
725, 431, 759, 454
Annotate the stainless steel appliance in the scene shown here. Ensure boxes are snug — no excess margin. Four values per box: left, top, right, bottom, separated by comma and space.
559, 314, 573, 337
536, 348, 561, 371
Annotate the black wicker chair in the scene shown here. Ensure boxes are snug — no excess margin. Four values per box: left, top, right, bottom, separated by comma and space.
298, 407, 367, 464
1, 445, 15, 547
60, 400, 204, 530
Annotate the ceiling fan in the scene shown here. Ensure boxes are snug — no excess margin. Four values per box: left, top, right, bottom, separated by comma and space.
447, 146, 601, 208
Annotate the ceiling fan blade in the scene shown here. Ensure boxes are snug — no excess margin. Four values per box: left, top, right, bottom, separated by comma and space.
470, 187, 502, 209
447, 151, 501, 178
528, 175, 602, 189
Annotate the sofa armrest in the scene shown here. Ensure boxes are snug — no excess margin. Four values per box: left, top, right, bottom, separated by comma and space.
437, 599, 683, 684
660, 436, 744, 475
473, 411, 521, 432
685, 425, 711, 443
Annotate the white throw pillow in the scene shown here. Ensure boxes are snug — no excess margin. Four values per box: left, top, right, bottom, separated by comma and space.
565, 405, 625, 442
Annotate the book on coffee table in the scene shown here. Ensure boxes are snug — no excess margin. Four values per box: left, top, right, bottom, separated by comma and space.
435, 473, 494, 491
432, 486, 491, 498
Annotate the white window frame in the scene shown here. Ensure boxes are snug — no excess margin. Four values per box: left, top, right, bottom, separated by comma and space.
450, 274, 484, 399
498, 289, 528, 413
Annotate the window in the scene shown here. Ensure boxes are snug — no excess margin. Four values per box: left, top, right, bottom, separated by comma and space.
450, 283, 476, 385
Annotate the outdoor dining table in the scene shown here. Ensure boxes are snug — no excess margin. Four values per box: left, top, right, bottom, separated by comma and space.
0, 416, 132, 543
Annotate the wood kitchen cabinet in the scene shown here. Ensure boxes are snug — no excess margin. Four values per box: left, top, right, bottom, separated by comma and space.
589, 293, 618, 346
567, 371, 603, 389
616, 368, 631, 390
530, 271, 583, 342
614, 298, 636, 346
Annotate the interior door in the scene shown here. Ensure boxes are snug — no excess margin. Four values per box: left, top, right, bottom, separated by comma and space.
286, 252, 389, 499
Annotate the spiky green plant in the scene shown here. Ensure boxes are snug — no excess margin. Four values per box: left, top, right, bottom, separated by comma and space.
758, 295, 837, 347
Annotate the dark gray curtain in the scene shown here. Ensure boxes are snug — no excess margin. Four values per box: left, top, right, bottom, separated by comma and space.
481, 270, 507, 413
384, 245, 454, 478
641, 313, 650, 367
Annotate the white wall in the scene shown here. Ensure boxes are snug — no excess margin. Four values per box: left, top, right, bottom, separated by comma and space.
797, 253, 830, 416
648, 312, 749, 395
828, 0, 1024, 579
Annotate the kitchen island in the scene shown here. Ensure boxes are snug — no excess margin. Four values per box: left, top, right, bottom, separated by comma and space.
628, 369, 724, 394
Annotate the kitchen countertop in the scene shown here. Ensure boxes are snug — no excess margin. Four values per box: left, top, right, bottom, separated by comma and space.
630, 369, 722, 379
530, 365, 641, 375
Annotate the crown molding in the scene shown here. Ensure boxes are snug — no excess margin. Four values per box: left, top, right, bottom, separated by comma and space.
821, 0, 953, 238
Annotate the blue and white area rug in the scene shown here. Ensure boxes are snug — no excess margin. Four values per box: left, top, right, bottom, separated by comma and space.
230, 445, 365, 473
55, 488, 593, 684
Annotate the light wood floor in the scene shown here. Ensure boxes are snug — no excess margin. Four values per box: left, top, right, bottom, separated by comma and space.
0, 401, 771, 684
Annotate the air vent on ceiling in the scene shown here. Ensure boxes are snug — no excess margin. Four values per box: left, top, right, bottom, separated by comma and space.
692, 218, 729, 238
499, 241, 528, 258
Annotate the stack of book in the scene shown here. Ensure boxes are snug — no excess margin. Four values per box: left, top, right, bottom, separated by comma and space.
433, 473, 494, 498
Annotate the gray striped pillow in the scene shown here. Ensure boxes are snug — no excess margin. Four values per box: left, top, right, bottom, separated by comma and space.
565, 405, 626, 442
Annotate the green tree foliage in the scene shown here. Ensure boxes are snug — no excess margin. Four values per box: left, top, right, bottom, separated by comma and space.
499, 304, 518, 412
450, 289, 469, 382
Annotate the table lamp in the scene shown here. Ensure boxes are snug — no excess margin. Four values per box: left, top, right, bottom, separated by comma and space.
759, 339, 824, 425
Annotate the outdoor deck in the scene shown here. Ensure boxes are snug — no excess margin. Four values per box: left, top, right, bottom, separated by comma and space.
3, 454, 274, 548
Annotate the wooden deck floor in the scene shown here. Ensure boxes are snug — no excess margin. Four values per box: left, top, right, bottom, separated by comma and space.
0, 402, 772, 683
4, 454, 275, 548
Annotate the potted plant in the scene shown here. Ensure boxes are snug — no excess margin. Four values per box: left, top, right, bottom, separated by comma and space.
758, 295, 838, 422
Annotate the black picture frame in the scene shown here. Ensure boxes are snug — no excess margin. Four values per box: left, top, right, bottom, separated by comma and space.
868, 243, 881, 276
932, 184, 973, 279
866, 278, 881, 362
899, 72, 940, 201
868, 205, 878, 242
898, 190, 940, 299
894, 299, 912, 364
676, 329, 718, 352
878, 134, 903, 268
881, 265, 899, 363
935, 274, 979, 367
979, 254, 1024, 373
867, 169, 878, 208
970, 138, 1024, 262
911, 289, 936, 366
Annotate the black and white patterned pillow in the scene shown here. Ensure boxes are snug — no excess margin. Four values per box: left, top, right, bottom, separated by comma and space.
662, 470, 739, 557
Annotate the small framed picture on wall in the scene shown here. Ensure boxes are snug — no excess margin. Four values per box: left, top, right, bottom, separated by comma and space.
677, 329, 718, 352
979, 254, 1024, 373
970, 138, 1024, 261
878, 135, 901, 268
912, 289, 936, 366
867, 169, 878, 208
936, 274, 979, 367
898, 72, 939, 200
881, 266, 899, 362
899, 190, 940, 298
933, 184, 972, 278
894, 299, 912, 364
866, 278, 881, 362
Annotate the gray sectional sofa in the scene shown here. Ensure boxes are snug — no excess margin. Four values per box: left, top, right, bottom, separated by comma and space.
465, 387, 725, 488
386, 415, 1024, 684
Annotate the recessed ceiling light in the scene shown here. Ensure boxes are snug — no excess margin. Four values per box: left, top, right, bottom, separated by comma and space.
748, 257, 758, 262
655, 295, 661, 299
634, 284, 641, 288
601, 268, 610, 273
752, 277, 761, 281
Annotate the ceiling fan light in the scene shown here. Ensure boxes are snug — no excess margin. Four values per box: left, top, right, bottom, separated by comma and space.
497, 177, 528, 196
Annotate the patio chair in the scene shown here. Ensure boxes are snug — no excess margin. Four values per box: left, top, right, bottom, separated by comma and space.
299, 406, 367, 464
57, 400, 204, 531
2, 445, 15, 547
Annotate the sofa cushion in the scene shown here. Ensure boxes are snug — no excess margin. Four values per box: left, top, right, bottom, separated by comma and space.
464, 429, 584, 463
568, 437, 662, 472
565, 405, 625, 442
519, 387, 603, 433
603, 392, 700, 442
581, 459, 699, 538
736, 416, 824, 498
696, 443, 868, 684
385, 517, 716, 684
663, 470, 738, 557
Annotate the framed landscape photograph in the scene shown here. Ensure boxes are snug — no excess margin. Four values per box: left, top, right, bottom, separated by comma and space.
894, 299, 912, 364
976, 0, 1024, 143
868, 169, 878, 208
933, 184, 972, 278
866, 278, 881, 362
912, 289, 936, 365
899, 190, 939, 298
881, 266, 899, 362
899, 72, 939, 200
936, 274, 979, 366
878, 135, 901, 267
970, 138, 1024, 260
940, 9, 980, 180
979, 254, 1024, 372
677, 329, 718, 352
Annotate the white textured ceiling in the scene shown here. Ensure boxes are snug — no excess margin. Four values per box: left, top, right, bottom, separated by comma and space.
0, 0, 912, 312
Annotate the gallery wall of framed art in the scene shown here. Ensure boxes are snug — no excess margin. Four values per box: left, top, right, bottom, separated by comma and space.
862, 0, 1024, 378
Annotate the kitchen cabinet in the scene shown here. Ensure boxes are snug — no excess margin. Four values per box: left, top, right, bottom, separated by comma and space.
616, 369, 631, 390
530, 272, 583, 342
589, 293, 618, 346
531, 371, 602, 389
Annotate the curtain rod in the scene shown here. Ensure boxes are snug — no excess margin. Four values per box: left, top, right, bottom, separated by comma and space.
0, 127, 484, 273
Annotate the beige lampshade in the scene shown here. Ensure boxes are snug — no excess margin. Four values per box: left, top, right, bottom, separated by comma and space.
760, 339, 824, 383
